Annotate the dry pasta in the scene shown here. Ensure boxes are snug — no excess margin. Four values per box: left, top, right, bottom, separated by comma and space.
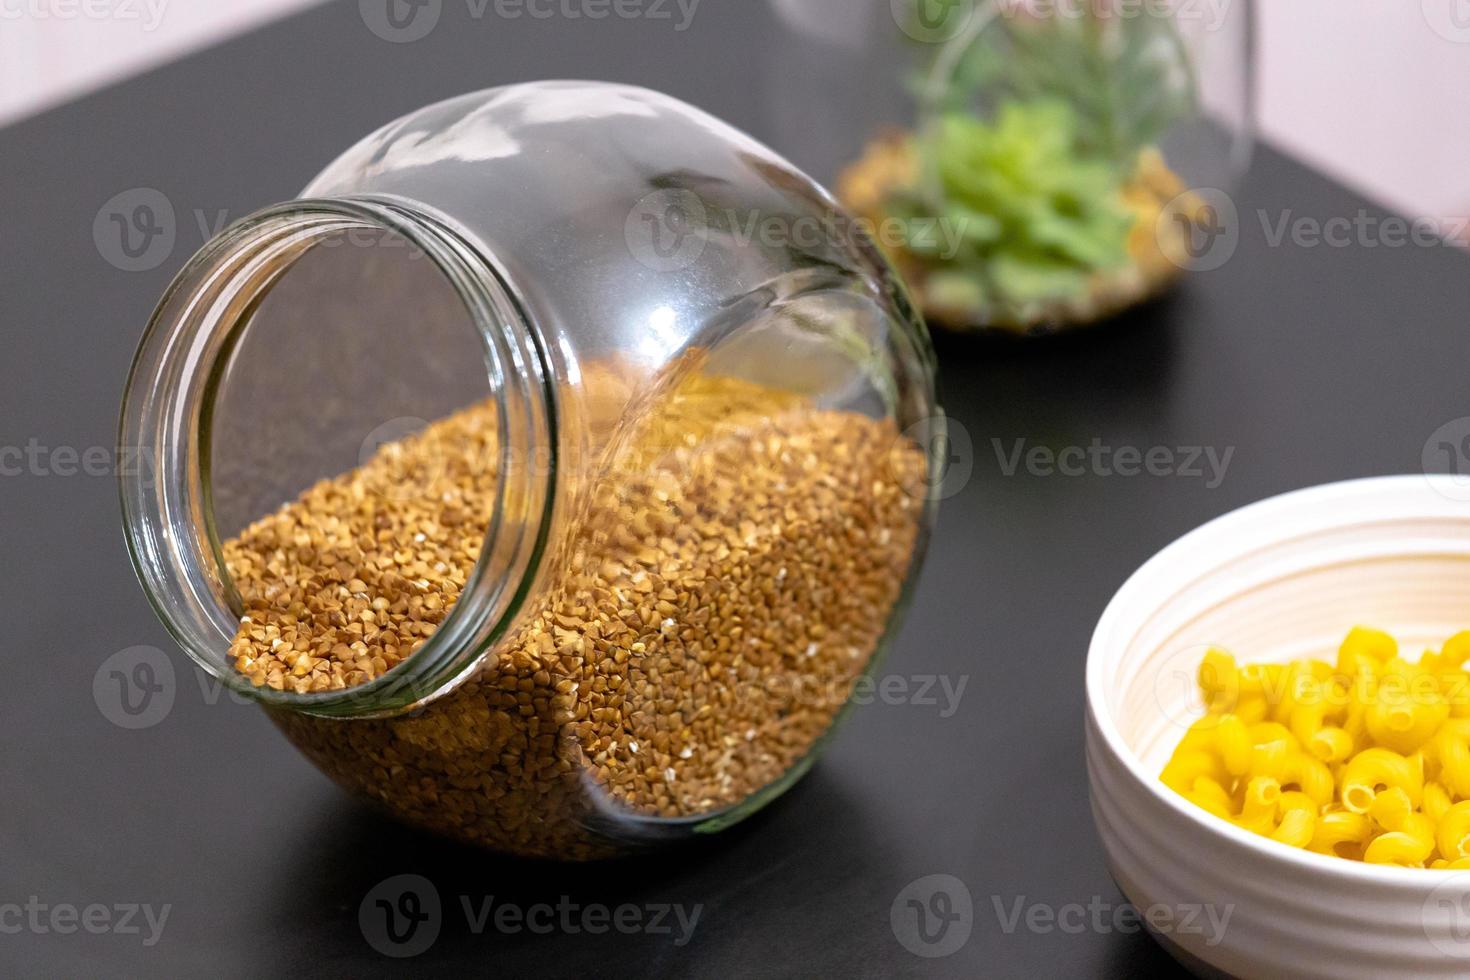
1161, 627, 1470, 868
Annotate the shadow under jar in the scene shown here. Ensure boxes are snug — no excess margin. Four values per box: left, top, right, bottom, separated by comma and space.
120, 81, 940, 859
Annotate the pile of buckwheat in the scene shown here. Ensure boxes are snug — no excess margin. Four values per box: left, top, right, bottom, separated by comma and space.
223, 400, 499, 691
225, 372, 927, 857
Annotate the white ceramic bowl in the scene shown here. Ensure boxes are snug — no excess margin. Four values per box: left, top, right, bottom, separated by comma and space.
1086, 475, 1470, 979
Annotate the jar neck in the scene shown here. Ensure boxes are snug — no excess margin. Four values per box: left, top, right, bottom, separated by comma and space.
119, 197, 558, 719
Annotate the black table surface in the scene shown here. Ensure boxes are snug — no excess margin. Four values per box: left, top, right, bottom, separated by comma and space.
5, 1, 1470, 976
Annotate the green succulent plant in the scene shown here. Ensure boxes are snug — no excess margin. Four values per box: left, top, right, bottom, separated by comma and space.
890, 99, 1135, 320
877, 5, 1202, 328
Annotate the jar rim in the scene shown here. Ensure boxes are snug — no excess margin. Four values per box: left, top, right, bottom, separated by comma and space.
118, 196, 559, 718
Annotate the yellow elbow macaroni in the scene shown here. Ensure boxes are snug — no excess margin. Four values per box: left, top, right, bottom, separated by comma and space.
1271, 807, 1315, 848
1436, 801, 1470, 861
1162, 627, 1470, 868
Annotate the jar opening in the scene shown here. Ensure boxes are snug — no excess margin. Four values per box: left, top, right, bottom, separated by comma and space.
120, 198, 556, 718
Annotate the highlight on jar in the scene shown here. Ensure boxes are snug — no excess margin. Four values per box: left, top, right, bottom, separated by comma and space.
118, 81, 941, 859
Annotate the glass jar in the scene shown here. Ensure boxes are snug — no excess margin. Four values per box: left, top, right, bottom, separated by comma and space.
771, 0, 1254, 336
119, 81, 939, 859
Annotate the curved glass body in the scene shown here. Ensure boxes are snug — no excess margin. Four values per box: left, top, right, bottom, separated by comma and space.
769, 0, 1255, 336
120, 81, 940, 857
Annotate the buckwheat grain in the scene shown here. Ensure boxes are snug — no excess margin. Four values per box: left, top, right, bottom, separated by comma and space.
225, 373, 926, 857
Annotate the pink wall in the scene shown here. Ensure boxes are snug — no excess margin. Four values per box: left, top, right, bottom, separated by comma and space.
4, 0, 1470, 227
1257, 0, 1470, 224
0, 0, 324, 125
